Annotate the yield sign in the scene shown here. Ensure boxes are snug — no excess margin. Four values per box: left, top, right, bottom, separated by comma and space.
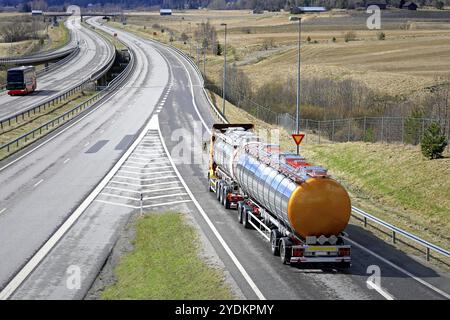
292, 133, 305, 146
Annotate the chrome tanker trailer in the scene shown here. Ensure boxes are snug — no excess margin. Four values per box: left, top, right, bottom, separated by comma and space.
208, 124, 352, 268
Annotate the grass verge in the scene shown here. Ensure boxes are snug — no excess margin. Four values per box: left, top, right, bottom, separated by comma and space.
46, 21, 71, 51
101, 212, 235, 300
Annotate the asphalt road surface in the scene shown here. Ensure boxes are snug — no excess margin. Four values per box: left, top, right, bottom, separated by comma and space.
0, 18, 449, 300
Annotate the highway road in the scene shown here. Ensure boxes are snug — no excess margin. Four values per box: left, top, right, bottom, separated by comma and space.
0, 18, 449, 300
0, 13, 114, 121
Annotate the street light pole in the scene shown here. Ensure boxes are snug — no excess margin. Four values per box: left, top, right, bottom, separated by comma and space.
221, 23, 227, 116
290, 16, 302, 155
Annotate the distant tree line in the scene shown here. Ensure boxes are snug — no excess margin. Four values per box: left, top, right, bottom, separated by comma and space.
2, 0, 450, 11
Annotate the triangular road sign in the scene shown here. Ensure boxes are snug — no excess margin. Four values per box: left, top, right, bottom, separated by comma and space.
292, 133, 305, 146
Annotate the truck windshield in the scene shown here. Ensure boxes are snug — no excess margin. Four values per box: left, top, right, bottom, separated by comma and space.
7, 71, 24, 83
6, 71, 25, 90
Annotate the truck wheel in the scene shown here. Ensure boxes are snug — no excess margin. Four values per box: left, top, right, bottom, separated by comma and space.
270, 230, 281, 256
237, 203, 243, 224
221, 188, 226, 206
223, 188, 231, 209
280, 238, 292, 265
243, 210, 252, 229
216, 182, 222, 201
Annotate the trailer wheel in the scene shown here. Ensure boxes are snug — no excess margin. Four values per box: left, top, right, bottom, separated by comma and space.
270, 230, 281, 256
237, 203, 243, 224
216, 182, 222, 201
243, 210, 252, 229
223, 187, 231, 209
280, 238, 292, 265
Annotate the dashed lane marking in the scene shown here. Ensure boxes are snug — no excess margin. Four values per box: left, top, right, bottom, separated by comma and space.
33, 179, 44, 188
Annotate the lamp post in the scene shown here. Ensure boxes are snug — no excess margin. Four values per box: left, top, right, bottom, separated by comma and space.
290, 16, 302, 155
221, 23, 227, 116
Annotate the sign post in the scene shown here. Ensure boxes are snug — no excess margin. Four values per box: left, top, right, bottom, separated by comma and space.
292, 133, 305, 154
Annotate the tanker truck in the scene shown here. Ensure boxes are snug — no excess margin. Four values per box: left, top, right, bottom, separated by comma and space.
208, 124, 352, 268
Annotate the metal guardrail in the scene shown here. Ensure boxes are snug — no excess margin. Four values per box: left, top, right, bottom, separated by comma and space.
0, 36, 115, 126
0, 37, 134, 157
352, 206, 450, 261
0, 46, 79, 65
35, 46, 80, 77
161, 40, 450, 265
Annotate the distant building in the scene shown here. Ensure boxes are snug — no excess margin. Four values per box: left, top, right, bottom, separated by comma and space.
160, 8, 172, 16
31, 10, 43, 15
365, 0, 387, 9
401, 1, 418, 10
290, 6, 328, 14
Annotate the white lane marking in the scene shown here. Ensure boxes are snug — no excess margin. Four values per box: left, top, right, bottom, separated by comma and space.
129, 159, 169, 165
84, 142, 90, 147
165, 46, 210, 134
114, 175, 178, 181
346, 238, 450, 299
63, 158, 70, 164
129, 156, 167, 161
366, 280, 394, 300
144, 186, 184, 193
153, 114, 266, 300
141, 138, 160, 142
132, 152, 165, 157
0, 112, 154, 300
125, 160, 169, 166
100, 129, 105, 134
95, 200, 137, 209
135, 146, 165, 151
33, 179, 44, 188
0, 208, 6, 215
142, 199, 192, 208
110, 180, 181, 188
104, 186, 141, 194
100, 193, 139, 201
123, 160, 153, 166
119, 170, 173, 176
138, 144, 165, 148
144, 192, 188, 201
121, 165, 173, 171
